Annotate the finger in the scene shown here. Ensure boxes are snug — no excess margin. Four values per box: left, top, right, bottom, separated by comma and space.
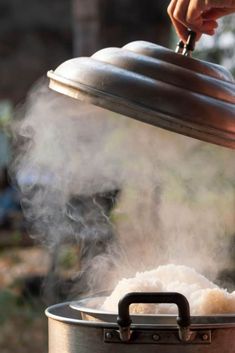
174, 0, 218, 38
168, 0, 189, 42
205, 0, 235, 9
206, 29, 216, 35
202, 7, 235, 19
186, 0, 209, 24
172, 19, 189, 43
172, 0, 192, 42
186, 20, 218, 35
167, 0, 177, 16
173, 0, 191, 24
186, 0, 235, 23
200, 20, 218, 34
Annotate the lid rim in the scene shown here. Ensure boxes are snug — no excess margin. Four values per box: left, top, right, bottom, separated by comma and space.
48, 71, 235, 149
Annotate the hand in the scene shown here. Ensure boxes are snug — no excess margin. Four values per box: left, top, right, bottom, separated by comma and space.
168, 0, 235, 42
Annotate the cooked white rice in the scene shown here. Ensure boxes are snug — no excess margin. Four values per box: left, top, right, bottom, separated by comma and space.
101, 264, 235, 315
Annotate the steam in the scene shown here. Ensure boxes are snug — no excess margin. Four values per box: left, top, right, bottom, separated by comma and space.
11, 79, 235, 297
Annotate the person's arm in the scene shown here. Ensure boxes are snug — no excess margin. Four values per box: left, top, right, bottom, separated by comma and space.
168, 0, 235, 42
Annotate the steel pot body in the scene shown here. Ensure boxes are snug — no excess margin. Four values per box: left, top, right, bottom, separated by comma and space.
46, 302, 235, 353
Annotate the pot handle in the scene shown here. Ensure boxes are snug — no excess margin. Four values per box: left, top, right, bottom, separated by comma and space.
117, 292, 193, 342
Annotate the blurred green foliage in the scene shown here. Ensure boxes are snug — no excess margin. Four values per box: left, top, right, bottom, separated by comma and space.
0, 100, 13, 131
58, 245, 78, 270
0, 287, 44, 325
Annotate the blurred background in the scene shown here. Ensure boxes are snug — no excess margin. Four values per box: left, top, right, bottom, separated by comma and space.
0, 1, 234, 352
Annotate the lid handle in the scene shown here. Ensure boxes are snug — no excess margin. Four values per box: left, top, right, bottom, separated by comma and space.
175, 30, 197, 57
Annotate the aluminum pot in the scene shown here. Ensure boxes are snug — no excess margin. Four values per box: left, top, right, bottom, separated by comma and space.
46, 292, 235, 353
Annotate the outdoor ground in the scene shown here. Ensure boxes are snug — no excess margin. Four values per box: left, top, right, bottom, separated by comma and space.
0, 245, 50, 353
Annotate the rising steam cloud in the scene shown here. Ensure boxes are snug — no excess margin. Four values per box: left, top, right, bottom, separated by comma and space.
10, 79, 235, 296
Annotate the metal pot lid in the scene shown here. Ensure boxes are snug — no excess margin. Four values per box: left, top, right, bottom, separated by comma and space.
48, 40, 235, 149
69, 296, 235, 326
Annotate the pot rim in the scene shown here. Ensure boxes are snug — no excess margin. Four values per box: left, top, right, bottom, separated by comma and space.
46, 301, 235, 330
70, 296, 235, 319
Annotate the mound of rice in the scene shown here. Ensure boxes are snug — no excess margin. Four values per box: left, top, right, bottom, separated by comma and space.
101, 265, 235, 315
